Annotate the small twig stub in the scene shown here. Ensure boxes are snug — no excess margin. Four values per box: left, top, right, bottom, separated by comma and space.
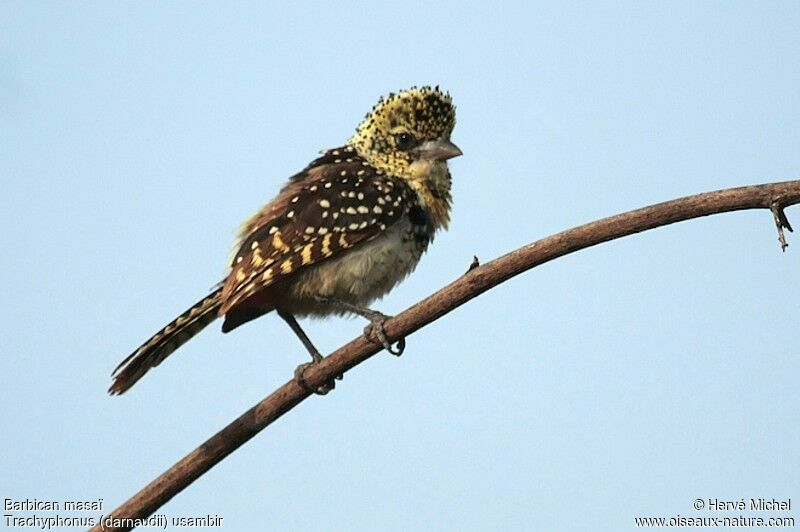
466, 255, 480, 273
770, 202, 793, 252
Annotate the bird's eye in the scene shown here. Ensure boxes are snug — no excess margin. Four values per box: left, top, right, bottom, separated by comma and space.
395, 132, 415, 151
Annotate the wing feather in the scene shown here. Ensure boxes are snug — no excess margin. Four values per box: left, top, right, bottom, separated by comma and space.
219, 149, 414, 315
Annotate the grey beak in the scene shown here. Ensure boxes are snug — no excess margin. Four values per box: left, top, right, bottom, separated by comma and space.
415, 138, 463, 161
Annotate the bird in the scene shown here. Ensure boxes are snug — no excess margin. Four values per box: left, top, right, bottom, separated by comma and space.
109, 86, 461, 395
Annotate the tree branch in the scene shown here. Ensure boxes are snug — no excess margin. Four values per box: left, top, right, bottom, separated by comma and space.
92, 179, 800, 532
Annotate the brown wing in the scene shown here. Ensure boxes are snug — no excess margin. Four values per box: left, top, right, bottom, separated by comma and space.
219, 148, 414, 317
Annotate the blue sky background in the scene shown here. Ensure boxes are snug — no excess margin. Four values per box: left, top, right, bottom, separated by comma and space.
1, 2, 798, 530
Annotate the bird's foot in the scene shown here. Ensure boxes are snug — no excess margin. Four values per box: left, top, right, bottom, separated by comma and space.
362, 311, 405, 356
310, 295, 406, 356
294, 352, 339, 395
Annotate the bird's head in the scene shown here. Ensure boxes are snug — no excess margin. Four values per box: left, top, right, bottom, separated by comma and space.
350, 86, 461, 178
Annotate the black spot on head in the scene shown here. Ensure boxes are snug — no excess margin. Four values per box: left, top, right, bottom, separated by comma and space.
425, 94, 440, 107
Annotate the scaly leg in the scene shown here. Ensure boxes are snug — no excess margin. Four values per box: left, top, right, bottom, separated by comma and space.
277, 309, 338, 395
313, 296, 406, 356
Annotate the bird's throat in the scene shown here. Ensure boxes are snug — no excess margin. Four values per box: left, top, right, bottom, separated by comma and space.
407, 160, 452, 231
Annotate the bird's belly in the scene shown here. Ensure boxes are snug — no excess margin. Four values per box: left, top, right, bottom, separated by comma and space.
285, 220, 428, 316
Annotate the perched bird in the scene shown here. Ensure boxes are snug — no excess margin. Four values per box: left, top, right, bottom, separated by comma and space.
109, 86, 460, 395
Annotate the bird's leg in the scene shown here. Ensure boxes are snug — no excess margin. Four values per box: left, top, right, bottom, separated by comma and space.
277, 309, 338, 395
312, 296, 405, 356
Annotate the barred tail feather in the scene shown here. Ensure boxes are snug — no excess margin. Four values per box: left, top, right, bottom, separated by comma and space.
109, 289, 223, 395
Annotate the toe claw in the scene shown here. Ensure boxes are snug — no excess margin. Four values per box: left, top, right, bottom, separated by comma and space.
294, 361, 335, 395
363, 314, 406, 357
388, 336, 405, 356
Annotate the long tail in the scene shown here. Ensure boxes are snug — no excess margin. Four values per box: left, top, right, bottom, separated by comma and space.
109, 289, 222, 395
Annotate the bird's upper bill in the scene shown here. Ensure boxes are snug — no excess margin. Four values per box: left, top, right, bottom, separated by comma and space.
413, 138, 462, 161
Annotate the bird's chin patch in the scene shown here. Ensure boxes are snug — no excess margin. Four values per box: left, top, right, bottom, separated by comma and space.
407, 159, 452, 213
409, 159, 449, 181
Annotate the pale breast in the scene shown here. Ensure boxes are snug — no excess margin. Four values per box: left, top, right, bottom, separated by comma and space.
284, 217, 430, 317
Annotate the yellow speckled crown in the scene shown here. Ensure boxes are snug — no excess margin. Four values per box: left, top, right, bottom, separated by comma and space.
349, 86, 456, 176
